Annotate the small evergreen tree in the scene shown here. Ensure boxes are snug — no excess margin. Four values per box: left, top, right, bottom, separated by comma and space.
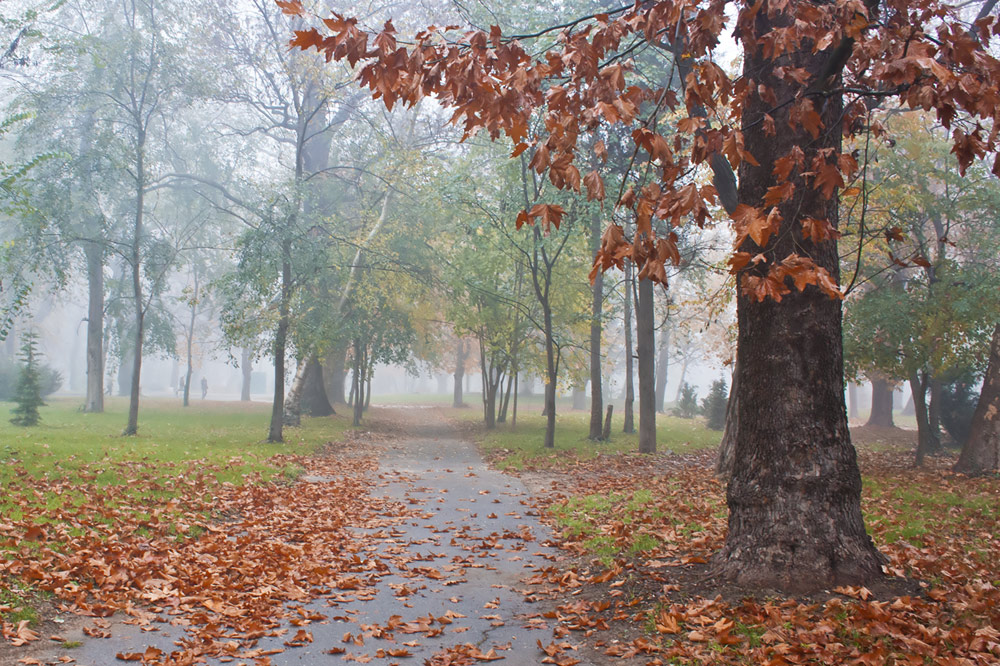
702, 378, 729, 431
674, 383, 700, 419
10, 332, 45, 426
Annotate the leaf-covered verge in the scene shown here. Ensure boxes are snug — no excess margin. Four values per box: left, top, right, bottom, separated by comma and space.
485, 429, 1000, 665
0, 399, 358, 656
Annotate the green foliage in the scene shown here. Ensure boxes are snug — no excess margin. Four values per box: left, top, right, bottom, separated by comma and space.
0, 355, 61, 401
939, 376, 978, 447
673, 383, 700, 419
9, 332, 45, 426
701, 379, 728, 431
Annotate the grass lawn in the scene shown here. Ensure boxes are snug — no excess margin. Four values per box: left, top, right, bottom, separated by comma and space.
445, 404, 722, 470
0, 397, 351, 628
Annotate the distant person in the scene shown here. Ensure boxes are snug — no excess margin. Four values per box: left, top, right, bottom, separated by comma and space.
201, 377, 208, 400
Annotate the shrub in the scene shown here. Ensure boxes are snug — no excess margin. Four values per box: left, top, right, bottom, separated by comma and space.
702, 379, 729, 431
674, 383, 700, 419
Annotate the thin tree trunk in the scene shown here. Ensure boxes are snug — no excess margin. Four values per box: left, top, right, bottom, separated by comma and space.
183, 270, 198, 408
655, 323, 670, 413
542, 298, 557, 448
453, 338, 467, 407
352, 340, 364, 426
910, 371, 940, 466
623, 261, 635, 433
716, 8, 883, 591
498, 370, 514, 423
124, 134, 146, 437
589, 214, 605, 439
241, 347, 252, 401
954, 323, 1000, 475
83, 241, 104, 413
511, 372, 518, 429
268, 242, 292, 443
673, 356, 690, 404
866, 376, 894, 427
636, 275, 656, 454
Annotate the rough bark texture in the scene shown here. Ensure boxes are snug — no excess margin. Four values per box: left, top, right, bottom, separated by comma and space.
589, 213, 605, 440
83, 241, 104, 413
716, 5, 883, 592
954, 323, 1000, 475
636, 276, 656, 454
866, 376, 894, 427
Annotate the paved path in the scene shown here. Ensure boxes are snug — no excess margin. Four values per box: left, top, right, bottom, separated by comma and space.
27, 409, 591, 665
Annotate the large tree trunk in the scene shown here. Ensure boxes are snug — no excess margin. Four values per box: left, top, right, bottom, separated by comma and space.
866, 376, 894, 427
453, 338, 467, 407
301, 355, 334, 416
954, 323, 1000, 475
83, 241, 104, 413
589, 214, 605, 440
716, 360, 739, 479
636, 276, 656, 454
655, 323, 670, 413
240, 347, 252, 401
716, 6, 883, 591
623, 261, 635, 433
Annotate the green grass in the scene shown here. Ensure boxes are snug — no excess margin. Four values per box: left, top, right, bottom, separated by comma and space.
449, 407, 721, 470
0, 397, 351, 524
0, 583, 42, 625
863, 477, 998, 545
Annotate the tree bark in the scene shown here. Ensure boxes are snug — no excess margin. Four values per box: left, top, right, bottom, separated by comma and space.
83, 241, 104, 413
124, 132, 146, 437
623, 260, 635, 433
589, 213, 605, 440
183, 270, 198, 408
241, 347, 253, 401
716, 6, 883, 591
715, 361, 739, 479
636, 276, 656, 454
301, 354, 334, 416
453, 337, 467, 407
954, 323, 1000, 475
910, 371, 941, 466
866, 376, 894, 427
268, 241, 292, 443
323, 344, 347, 404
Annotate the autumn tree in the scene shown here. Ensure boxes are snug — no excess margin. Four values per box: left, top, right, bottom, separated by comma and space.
287, 0, 1000, 591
